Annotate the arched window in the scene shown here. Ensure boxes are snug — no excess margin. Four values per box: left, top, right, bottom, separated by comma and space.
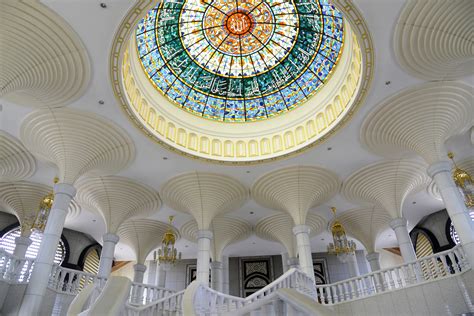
0, 226, 66, 265
448, 211, 474, 245
81, 246, 100, 275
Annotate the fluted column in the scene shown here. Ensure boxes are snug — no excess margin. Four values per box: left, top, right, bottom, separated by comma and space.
210, 261, 223, 292
196, 230, 212, 284
13, 236, 32, 259
428, 161, 474, 266
147, 261, 158, 286
133, 263, 147, 283
157, 263, 167, 288
390, 217, 417, 263
366, 252, 381, 272
281, 252, 289, 272
293, 225, 314, 279
20, 183, 76, 315
98, 233, 119, 278
287, 257, 299, 269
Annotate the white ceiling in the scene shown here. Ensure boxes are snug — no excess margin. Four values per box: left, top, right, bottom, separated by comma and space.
0, 0, 472, 261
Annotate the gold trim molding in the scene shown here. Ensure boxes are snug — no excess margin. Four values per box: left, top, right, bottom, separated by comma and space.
109, 0, 374, 165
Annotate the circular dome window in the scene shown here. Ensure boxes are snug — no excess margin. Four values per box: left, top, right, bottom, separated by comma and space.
113, 0, 372, 163
136, 0, 344, 122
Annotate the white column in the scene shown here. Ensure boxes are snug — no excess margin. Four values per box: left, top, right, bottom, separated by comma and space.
428, 161, 474, 266
148, 261, 158, 286
346, 253, 360, 278
210, 261, 223, 292
13, 236, 32, 259
133, 263, 147, 283
293, 225, 314, 279
157, 263, 167, 288
281, 252, 289, 272
390, 217, 417, 262
366, 252, 381, 272
287, 257, 299, 269
97, 233, 119, 278
222, 256, 229, 294
196, 230, 212, 285
20, 183, 76, 315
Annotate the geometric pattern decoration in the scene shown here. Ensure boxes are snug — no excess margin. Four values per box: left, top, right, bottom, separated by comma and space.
136, 0, 343, 122
240, 257, 273, 297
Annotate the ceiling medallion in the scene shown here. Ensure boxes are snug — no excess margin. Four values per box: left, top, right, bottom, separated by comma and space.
136, 0, 344, 122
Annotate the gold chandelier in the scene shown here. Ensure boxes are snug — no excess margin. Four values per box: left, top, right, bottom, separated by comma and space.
327, 207, 356, 256
31, 177, 59, 233
157, 216, 181, 265
448, 152, 474, 208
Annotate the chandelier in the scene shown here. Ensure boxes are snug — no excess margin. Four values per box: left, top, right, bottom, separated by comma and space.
327, 207, 356, 257
31, 177, 58, 233
448, 152, 474, 208
157, 216, 181, 265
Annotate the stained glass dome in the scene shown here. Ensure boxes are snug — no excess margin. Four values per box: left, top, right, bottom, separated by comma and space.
136, 0, 344, 123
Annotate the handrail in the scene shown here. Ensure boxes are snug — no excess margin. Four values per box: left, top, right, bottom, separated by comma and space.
0, 248, 35, 283
48, 264, 107, 295
315, 244, 470, 305
124, 289, 185, 316
129, 282, 176, 305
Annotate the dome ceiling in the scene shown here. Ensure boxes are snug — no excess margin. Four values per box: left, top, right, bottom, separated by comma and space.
136, 0, 344, 122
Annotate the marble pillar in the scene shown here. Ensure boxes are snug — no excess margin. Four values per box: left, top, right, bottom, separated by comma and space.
196, 230, 213, 285
366, 252, 381, 272
390, 217, 417, 263
97, 233, 119, 278
13, 236, 32, 259
293, 225, 314, 279
210, 261, 223, 292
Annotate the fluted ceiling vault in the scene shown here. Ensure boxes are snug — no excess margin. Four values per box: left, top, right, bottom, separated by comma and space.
428, 158, 474, 201
0, 1, 90, 107
75, 176, 161, 234
252, 166, 340, 225
0, 181, 80, 232
117, 219, 179, 264
161, 172, 248, 230
342, 159, 430, 219
0, 131, 36, 182
255, 213, 326, 258
20, 108, 135, 184
180, 216, 252, 261
361, 81, 473, 165
394, 0, 474, 80
333, 207, 392, 253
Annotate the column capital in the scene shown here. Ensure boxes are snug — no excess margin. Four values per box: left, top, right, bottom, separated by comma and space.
53, 183, 76, 198
15, 236, 32, 247
197, 229, 213, 240
292, 224, 311, 235
210, 261, 223, 269
134, 263, 147, 272
103, 233, 119, 244
389, 217, 407, 230
287, 257, 299, 268
366, 252, 380, 261
427, 160, 452, 178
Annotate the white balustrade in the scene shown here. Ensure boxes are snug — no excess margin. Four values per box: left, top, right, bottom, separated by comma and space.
129, 282, 176, 305
47, 264, 107, 295
315, 244, 470, 305
0, 248, 35, 283
124, 290, 185, 316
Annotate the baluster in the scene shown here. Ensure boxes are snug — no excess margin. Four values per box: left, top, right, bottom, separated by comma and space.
430, 257, 441, 279
336, 284, 343, 302
448, 252, 460, 273
326, 286, 333, 304
331, 285, 339, 303
343, 282, 350, 300
393, 268, 402, 288
59, 270, 67, 291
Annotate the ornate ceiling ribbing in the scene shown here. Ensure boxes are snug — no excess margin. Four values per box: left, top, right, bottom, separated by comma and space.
342, 159, 430, 219
394, 0, 473, 80
361, 82, 473, 164
180, 216, 252, 261
161, 172, 248, 230
0, 131, 36, 182
252, 166, 340, 225
255, 213, 326, 257
20, 108, 135, 184
0, 181, 80, 230
117, 219, 179, 264
75, 176, 161, 234
136, 0, 344, 122
334, 207, 392, 253
0, 1, 90, 107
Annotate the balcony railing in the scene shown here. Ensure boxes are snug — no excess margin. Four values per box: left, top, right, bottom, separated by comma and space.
0, 248, 35, 283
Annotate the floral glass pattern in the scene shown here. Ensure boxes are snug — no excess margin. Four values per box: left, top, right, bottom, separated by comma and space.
136, 0, 344, 122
